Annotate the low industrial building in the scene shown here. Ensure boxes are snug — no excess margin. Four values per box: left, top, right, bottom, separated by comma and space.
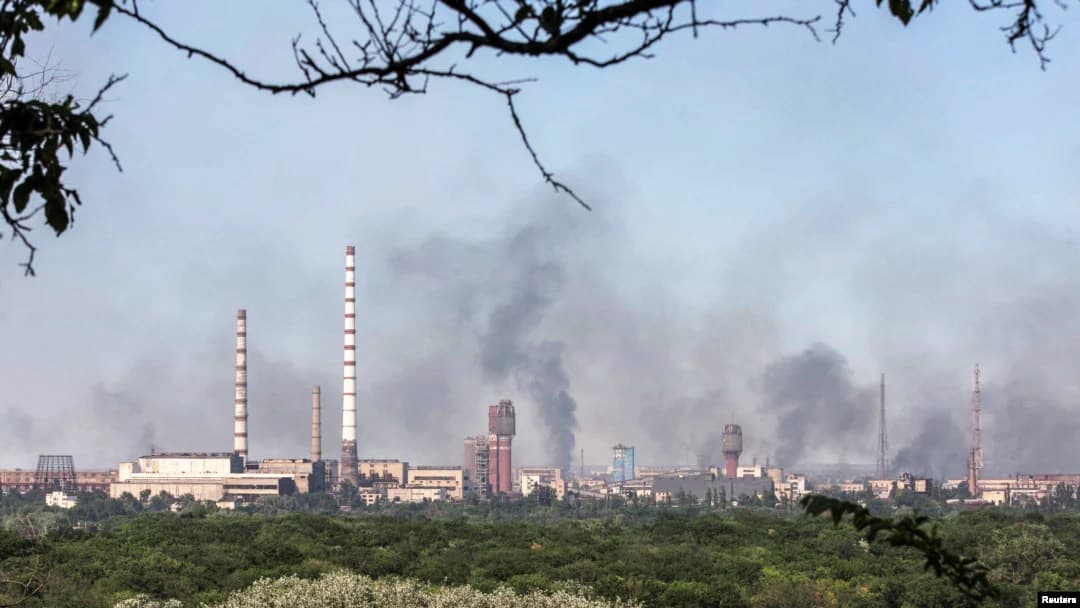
109, 452, 298, 502
358, 459, 408, 488
838, 481, 867, 494
615, 479, 653, 500
652, 473, 774, 505
736, 465, 766, 478
0, 469, 117, 494
776, 474, 810, 501
387, 487, 448, 503
358, 488, 384, 506
407, 466, 464, 500
45, 491, 78, 508
251, 458, 326, 493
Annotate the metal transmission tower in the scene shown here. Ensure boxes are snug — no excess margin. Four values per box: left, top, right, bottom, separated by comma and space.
966, 364, 983, 496
877, 373, 889, 479
34, 455, 76, 493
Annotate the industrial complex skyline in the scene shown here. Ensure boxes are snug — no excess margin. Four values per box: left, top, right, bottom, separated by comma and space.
4, 236, 1076, 484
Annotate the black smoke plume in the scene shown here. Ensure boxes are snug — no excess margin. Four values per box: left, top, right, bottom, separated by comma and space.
760, 343, 875, 467
891, 411, 967, 479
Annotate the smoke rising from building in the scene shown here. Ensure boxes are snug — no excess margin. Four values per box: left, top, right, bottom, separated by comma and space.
392, 206, 584, 474
7, 191, 1080, 477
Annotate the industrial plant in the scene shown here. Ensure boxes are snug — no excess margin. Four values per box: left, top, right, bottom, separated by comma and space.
1, 247, 1077, 511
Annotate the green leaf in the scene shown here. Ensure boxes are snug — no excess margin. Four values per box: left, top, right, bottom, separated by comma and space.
44, 194, 69, 235
92, 2, 112, 33
889, 0, 914, 25
11, 37, 25, 57
12, 179, 33, 213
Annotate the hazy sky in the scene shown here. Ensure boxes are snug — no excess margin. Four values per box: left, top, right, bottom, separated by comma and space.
2, 1, 1078, 476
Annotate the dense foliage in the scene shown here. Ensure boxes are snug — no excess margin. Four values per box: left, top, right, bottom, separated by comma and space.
118, 571, 638, 608
3, 489, 1080, 608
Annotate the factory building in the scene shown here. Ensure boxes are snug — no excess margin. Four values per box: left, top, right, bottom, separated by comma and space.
838, 481, 867, 495
736, 465, 766, 479
358, 459, 408, 488
964, 474, 1080, 506
766, 467, 785, 490
463, 436, 489, 497
251, 459, 326, 493
388, 487, 448, 503
407, 466, 464, 500
358, 488, 383, 506
110, 453, 297, 502
652, 473, 774, 505
615, 479, 654, 500
611, 445, 635, 482
863, 473, 934, 500
0, 469, 115, 494
516, 467, 565, 499
776, 474, 810, 502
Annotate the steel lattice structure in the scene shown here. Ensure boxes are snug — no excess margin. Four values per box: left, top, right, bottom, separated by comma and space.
34, 454, 76, 493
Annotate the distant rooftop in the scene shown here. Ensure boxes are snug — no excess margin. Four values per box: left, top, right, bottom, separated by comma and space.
144, 452, 236, 459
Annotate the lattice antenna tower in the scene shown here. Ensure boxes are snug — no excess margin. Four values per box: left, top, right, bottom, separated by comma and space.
972, 364, 983, 472
34, 455, 76, 493
877, 373, 889, 479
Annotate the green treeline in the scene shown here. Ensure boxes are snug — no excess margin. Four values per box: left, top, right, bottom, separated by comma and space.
2, 497, 1079, 607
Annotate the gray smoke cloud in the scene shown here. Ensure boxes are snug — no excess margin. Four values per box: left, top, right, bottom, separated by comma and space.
891, 412, 967, 479
9, 188, 1080, 479
760, 343, 876, 468
985, 382, 1080, 475
478, 257, 578, 474
390, 206, 582, 473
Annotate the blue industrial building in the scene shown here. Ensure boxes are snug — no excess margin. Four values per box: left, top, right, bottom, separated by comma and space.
612, 444, 635, 482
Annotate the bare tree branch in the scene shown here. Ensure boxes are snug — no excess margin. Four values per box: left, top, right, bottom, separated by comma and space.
111, 1, 827, 210
106, 0, 1071, 212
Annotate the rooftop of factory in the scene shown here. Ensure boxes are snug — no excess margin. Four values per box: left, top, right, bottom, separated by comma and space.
143, 452, 236, 459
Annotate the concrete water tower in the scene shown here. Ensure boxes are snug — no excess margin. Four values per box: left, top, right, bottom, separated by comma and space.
721, 424, 743, 478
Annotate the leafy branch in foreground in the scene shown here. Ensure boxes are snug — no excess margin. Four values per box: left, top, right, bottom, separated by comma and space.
799, 494, 997, 601
0, 0, 123, 276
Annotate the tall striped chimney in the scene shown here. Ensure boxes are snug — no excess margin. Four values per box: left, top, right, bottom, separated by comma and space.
233, 309, 248, 460
340, 246, 360, 484
311, 386, 321, 462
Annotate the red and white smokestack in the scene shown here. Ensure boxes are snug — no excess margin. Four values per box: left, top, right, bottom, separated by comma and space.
234, 309, 248, 460
311, 385, 321, 462
487, 400, 516, 494
340, 246, 360, 484
721, 423, 742, 478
